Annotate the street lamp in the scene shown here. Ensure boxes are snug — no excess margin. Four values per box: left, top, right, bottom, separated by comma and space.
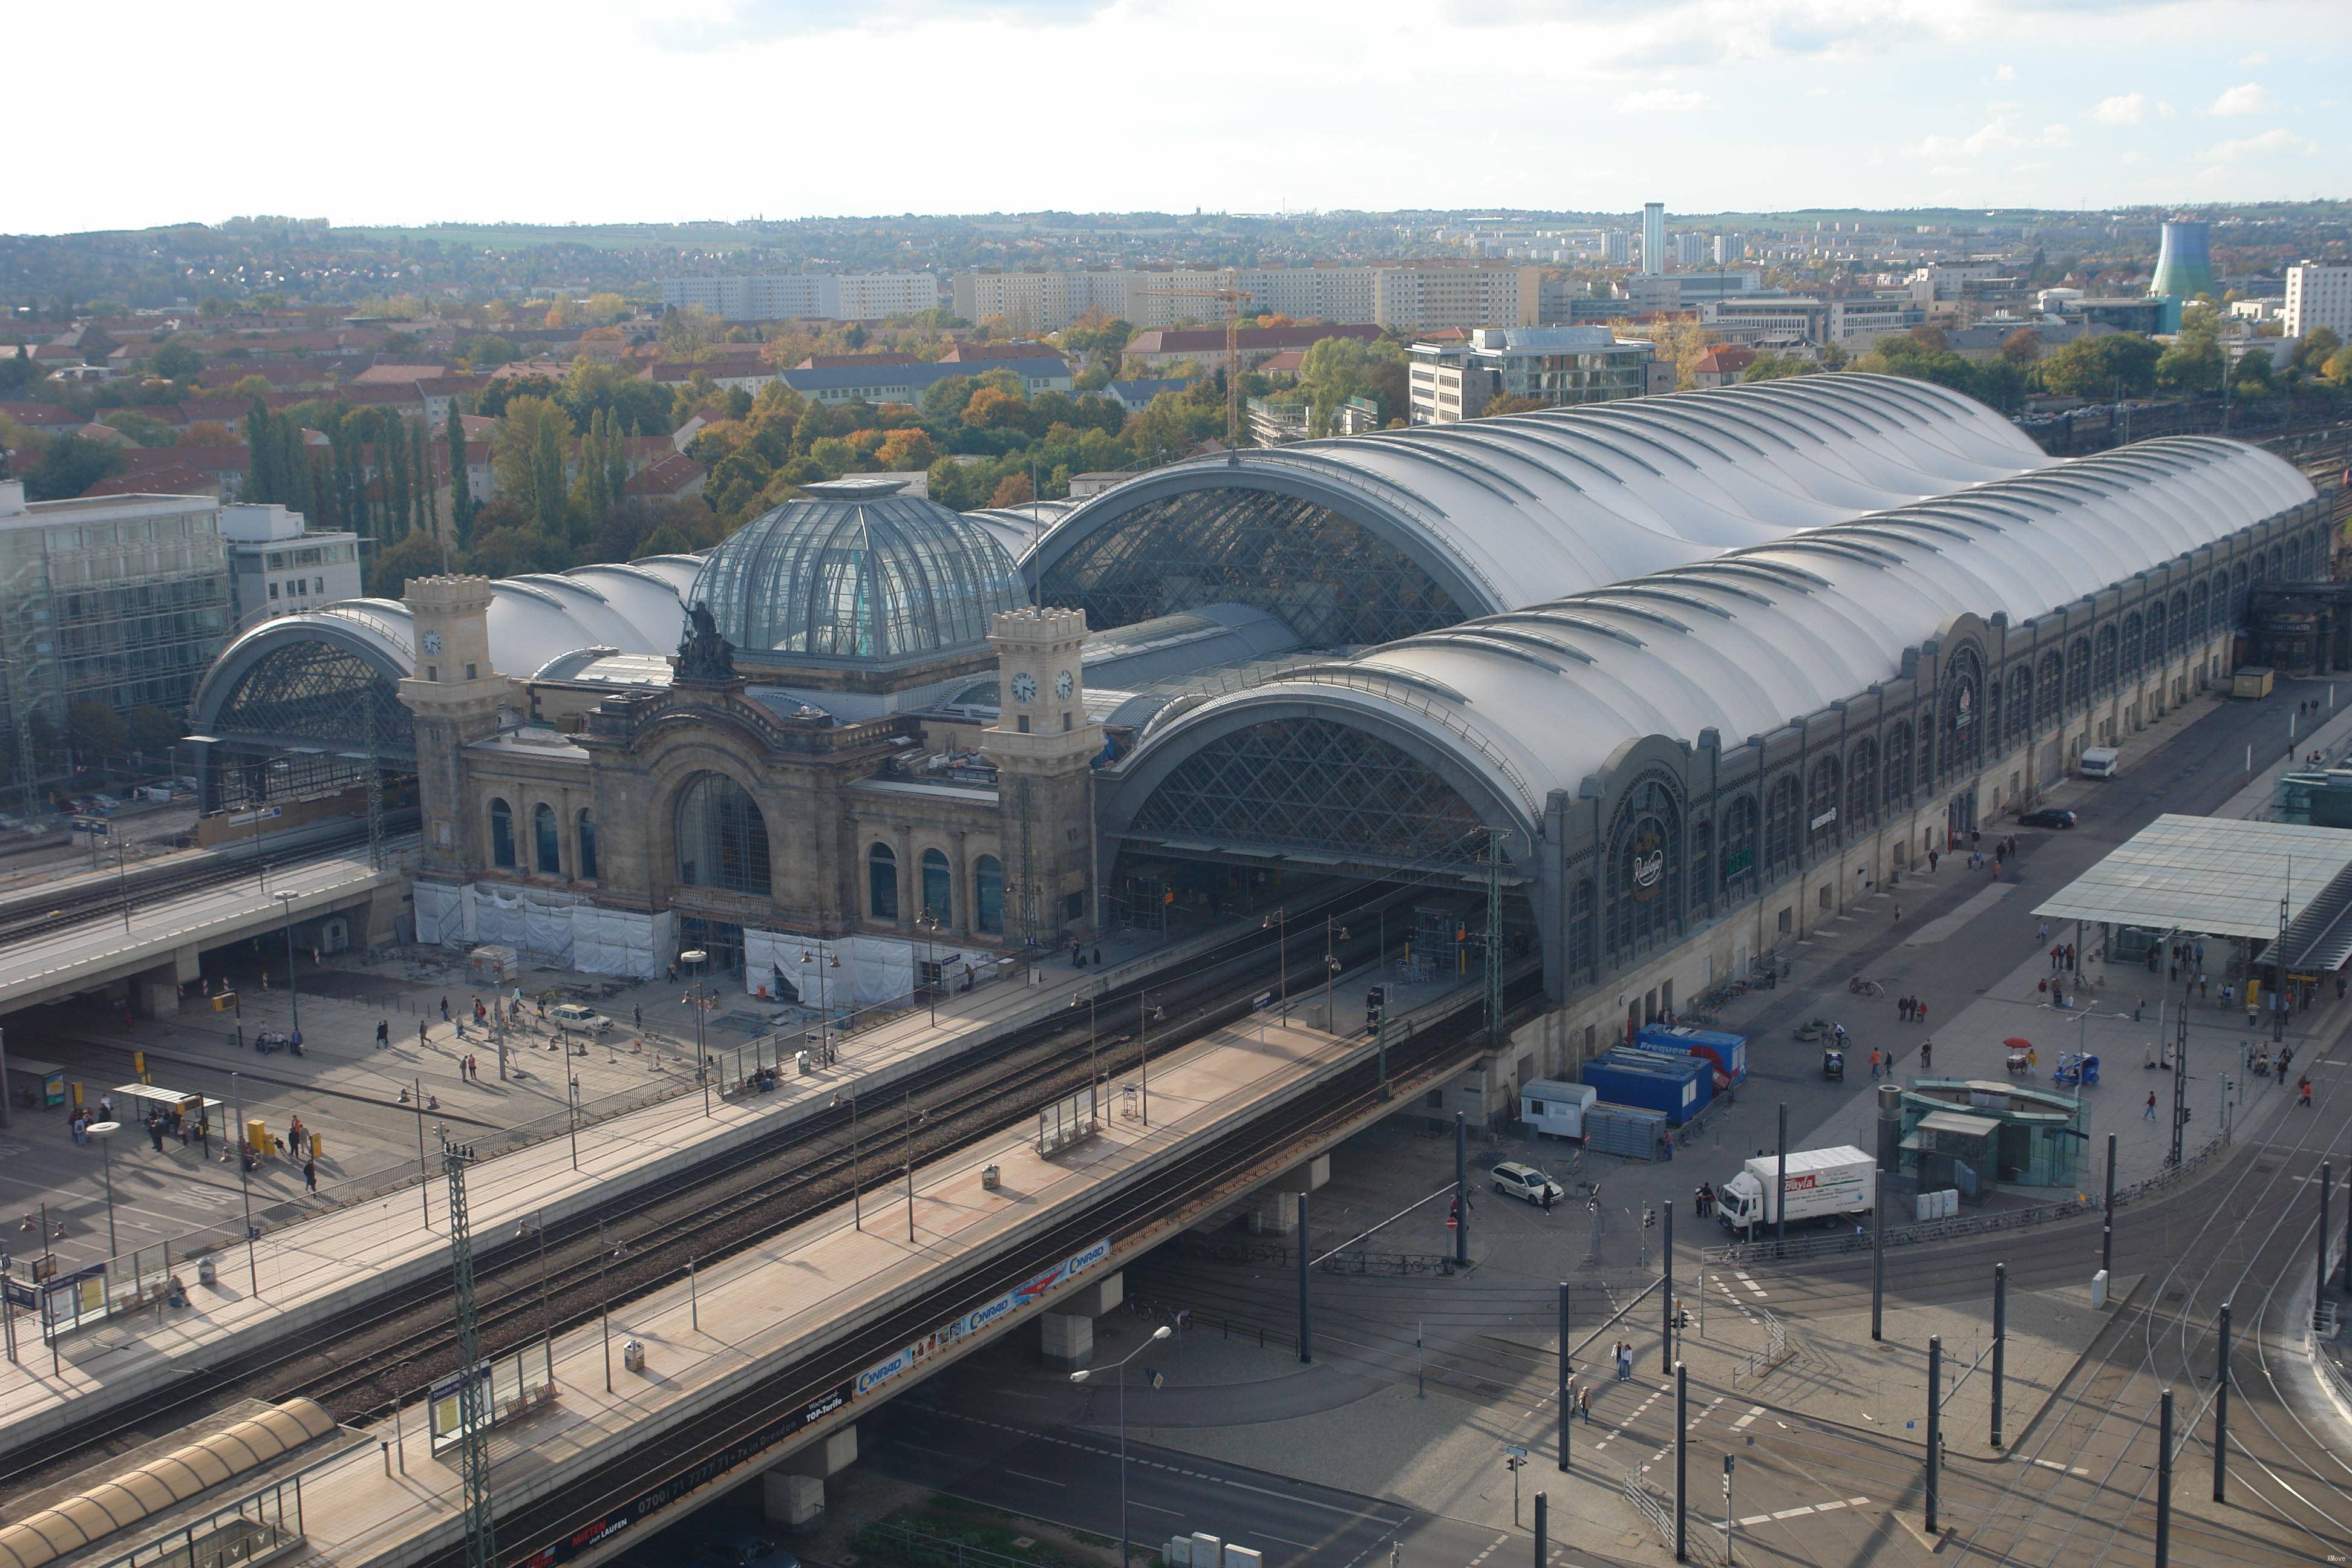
250, 757, 290, 891
916, 910, 942, 1025
1323, 916, 1350, 1033
1261, 908, 1290, 1021
567, 1076, 580, 1171
1071, 979, 1106, 1099
681, 949, 711, 1117
833, 1091, 860, 1229
1071, 1324, 1173, 1568
88, 1119, 121, 1260
273, 890, 300, 1043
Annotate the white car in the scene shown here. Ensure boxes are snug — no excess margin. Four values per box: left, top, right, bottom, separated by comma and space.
1491, 1161, 1565, 1205
549, 1003, 614, 1034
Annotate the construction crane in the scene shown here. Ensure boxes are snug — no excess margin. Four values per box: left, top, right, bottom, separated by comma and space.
1136, 284, 1253, 450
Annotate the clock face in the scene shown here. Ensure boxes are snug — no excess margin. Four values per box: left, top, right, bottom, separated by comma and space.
1011, 672, 1037, 703
421, 631, 442, 656
1055, 670, 1074, 700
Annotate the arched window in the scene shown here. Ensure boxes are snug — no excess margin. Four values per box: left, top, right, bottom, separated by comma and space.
2037, 652, 2064, 727
1846, 739, 1878, 830
2269, 544, 2283, 583
2233, 561, 2249, 619
920, 848, 950, 922
2094, 626, 2118, 693
1884, 724, 1913, 811
1605, 776, 1682, 959
675, 773, 771, 896
489, 798, 515, 869
2006, 667, 2033, 747
1690, 818, 1714, 915
975, 855, 1005, 935
1720, 795, 1759, 897
1945, 647, 1984, 765
2122, 612, 2143, 675
2066, 638, 2091, 712
867, 842, 899, 921
1807, 757, 1841, 855
1763, 774, 1801, 877
533, 802, 561, 875
2146, 599, 2167, 664
1984, 676, 2003, 753
2190, 581, 2210, 642
2169, 592, 2188, 653
1567, 878, 1596, 976
577, 810, 598, 880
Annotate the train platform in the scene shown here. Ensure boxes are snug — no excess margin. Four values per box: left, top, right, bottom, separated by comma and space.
0, 898, 1327, 1459
25, 1004, 1393, 1568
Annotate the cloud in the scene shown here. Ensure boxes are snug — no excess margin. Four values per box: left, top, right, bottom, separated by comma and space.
2089, 92, 2147, 125
659, 0, 1110, 45
1614, 88, 1708, 112
2158, 100, 2177, 118
2203, 127, 2320, 160
1993, 62, 2016, 82
2210, 81, 2269, 115
2239, 50, 2268, 67
1915, 116, 2068, 159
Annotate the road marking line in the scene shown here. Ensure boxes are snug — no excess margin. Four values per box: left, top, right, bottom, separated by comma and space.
1847, 1497, 1869, 1507
1772, 1507, 1815, 1519
1815, 1500, 1846, 1512
1005, 1470, 1065, 1487
1739, 1515, 1772, 1527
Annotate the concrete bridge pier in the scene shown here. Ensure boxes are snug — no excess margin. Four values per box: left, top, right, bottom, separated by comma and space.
1246, 1154, 1330, 1236
762, 1424, 857, 1532
132, 946, 202, 1018
1040, 1270, 1125, 1372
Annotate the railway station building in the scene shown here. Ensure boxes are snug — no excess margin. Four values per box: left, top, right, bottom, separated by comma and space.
183, 375, 2327, 1116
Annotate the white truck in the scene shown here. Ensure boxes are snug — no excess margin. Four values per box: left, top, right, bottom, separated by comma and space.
1715, 1145, 1876, 1234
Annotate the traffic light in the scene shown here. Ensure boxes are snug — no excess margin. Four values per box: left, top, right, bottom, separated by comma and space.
1641, 1204, 1655, 1230
1366, 986, 1386, 1025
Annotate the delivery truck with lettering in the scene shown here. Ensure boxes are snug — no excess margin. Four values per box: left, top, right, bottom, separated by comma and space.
1714, 1145, 1875, 1235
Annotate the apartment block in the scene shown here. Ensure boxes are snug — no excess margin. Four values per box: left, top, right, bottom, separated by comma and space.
2285, 261, 2352, 342
660, 273, 939, 322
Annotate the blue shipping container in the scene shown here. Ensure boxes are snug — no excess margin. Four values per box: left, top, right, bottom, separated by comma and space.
1635, 1024, 1748, 1089
1582, 1051, 1711, 1125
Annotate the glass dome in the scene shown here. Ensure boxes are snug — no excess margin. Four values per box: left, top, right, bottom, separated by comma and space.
690, 479, 1026, 665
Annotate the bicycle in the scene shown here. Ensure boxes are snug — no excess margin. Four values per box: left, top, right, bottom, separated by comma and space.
1849, 976, 1887, 996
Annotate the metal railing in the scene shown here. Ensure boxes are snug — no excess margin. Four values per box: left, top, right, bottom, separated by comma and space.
1700, 1129, 2228, 1266
1733, 1307, 1788, 1382
1622, 1465, 1718, 1564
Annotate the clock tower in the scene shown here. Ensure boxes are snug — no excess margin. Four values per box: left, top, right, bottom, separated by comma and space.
398, 575, 510, 875
980, 607, 1100, 943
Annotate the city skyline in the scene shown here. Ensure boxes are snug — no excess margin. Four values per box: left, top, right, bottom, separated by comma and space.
11, 0, 2347, 236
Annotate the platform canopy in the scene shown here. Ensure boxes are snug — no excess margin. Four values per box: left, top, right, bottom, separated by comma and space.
2032, 814, 2352, 940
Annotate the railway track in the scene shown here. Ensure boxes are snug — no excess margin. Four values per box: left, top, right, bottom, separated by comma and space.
407, 966, 1546, 1568
0, 812, 418, 946
0, 880, 1437, 1497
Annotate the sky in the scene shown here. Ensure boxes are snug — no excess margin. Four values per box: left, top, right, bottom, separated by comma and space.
14, 0, 2349, 234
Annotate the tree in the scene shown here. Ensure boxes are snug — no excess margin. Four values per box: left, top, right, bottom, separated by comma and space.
1741, 353, 1821, 383
2155, 335, 2224, 395
2001, 328, 2042, 365
103, 410, 176, 448
492, 395, 572, 506
447, 405, 475, 544
1298, 336, 1409, 434
367, 529, 446, 600
2325, 345, 2352, 388
2296, 327, 2344, 370
989, 473, 1036, 508
67, 698, 130, 765
148, 338, 204, 382
2036, 333, 2162, 399
1481, 393, 1551, 418
24, 436, 124, 500
126, 705, 183, 761
533, 412, 569, 537
185, 420, 238, 446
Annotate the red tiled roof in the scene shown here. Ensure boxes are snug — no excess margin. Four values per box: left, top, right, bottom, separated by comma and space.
622, 451, 707, 496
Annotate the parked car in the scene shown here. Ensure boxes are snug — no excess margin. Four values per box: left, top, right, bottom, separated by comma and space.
548, 1003, 613, 1034
693, 1530, 797, 1568
1490, 1161, 1565, 1205
2018, 808, 2078, 829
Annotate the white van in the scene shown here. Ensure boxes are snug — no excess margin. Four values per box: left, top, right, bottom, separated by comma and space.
2079, 746, 2120, 779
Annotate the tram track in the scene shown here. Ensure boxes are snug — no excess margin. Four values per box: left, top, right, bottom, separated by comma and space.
0, 881, 1440, 1500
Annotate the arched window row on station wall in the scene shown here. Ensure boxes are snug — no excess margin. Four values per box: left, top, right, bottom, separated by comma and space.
2094, 626, 2118, 693
2170, 592, 2189, 652
534, 802, 561, 876
1846, 739, 1878, 832
1688, 818, 1714, 918
2065, 638, 2091, 711
489, 797, 515, 869
2190, 580, 2210, 643
2036, 652, 2065, 728
1604, 773, 1682, 963
1884, 723, 1913, 812
1038, 489, 1468, 647
1944, 645, 1984, 769
2122, 613, 2143, 675
1762, 774, 1800, 880
1129, 716, 1492, 868
921, 848, 951, 923
1719, 795, 1759, 900
1806, 756, 1840, 855
869, 842, 898, 921
675, 772, 773, 898
976, 855, 1005, 935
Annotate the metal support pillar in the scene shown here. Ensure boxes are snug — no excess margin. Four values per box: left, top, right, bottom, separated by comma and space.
444, 1148, 495, 1568
2322, 1161, 2334, 1314
2157, 1388, 2174, 1568
2171, 991, 2190, 1166
1534, 1492, 1547, 1568
1775, 1104, 1788, 1247
2213, 1303, 2231, 1502
2102, 1132, 2117, 1275
1297, 1191, 1312, 1364
1870, 1193, 1886, 1341
1991, 1263, 2007, 1448
1662, 1201, 1674, 1374
1454, 1112, 1469, 1267
1484, 829, 1504, 1044
1674, 1361, 1688, 1563
1925, 1335, 1942, 1536
1557, 1281, 1570, 1472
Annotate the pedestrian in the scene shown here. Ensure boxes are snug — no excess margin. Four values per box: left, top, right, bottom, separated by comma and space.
1893, 903, 1902, 923
1916, 1000, 1927, 1027
2037, 920, 2048, 942
1898, 996, 1911, 1022
2300, 1075, 2314, 1108
2027, 1047, 2037, 1071
2144, 1091, 2158, 1121
455, 1018, 466, 1041
1991, 858, 2001, 878
376, 1019, 388, 1048
1869, 1047, 1882, 1080
304, 1157, 318, 1192
1920, 1039, 1932, 1070
634, 1004, 643, 1029
2066, 943, 2076, 971
419, 1020, 429, 1048
439, 997, 450, 1022
1579, 1382, 1592, 1422
1929, 849, 1939, 872
149, 1116, 165, 1152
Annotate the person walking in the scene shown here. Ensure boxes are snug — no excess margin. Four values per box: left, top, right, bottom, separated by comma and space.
1916, 1000, 1928, 1027
1578, 1382, 1593, 1422
376, 1019, 389, 1049
419, 1019, 429, 1048
304, 1157, 318, 1192
439, 996, 451, 1022
2144, 1091, 2158, 1121
1920, 1039, 1932, 1071
2299, 1075, 2314, 1108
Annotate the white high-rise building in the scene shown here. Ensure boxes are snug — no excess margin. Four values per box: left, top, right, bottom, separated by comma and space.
1714, 233, 1747, 265
951, 263, 1538, 334
1640, 203, 1666, 277
1673, 231, 1707, 268
2285, 261, 2352, 342
1602, 231, 1631, 267
659, 273, 937, 322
